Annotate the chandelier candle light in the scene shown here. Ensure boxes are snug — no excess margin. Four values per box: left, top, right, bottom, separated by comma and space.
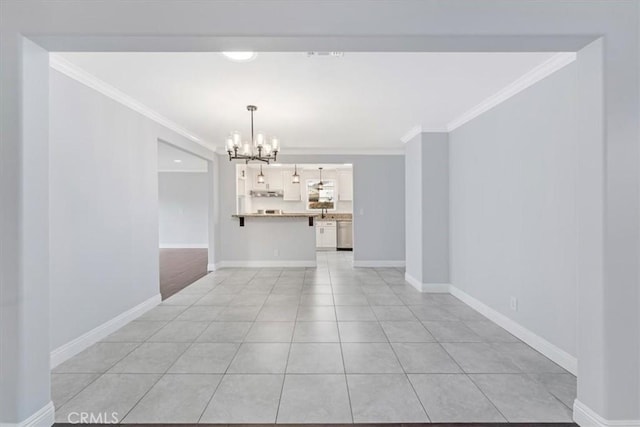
226, 105, 280, 164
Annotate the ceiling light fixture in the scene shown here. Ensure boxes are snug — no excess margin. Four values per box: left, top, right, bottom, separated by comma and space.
317, 167, 324, 191
173, 159, 182, 163
226, 105, 280, 164
222, 51, 257, 62
292, 164, 300, 184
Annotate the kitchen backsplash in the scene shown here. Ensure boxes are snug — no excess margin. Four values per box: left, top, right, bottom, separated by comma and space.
247, 196, 353, 214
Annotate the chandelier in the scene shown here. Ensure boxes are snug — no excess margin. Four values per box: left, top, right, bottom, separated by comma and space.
226, 105, 279, 164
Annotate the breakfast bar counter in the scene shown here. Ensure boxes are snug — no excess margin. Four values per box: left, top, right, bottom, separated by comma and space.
222, 213, 318, 268
231, 213, 318, 227
232, 213, 319, 218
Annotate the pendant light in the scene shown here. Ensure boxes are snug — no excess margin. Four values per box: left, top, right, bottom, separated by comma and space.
317, 167, 324, 191
226, 105, 280, 164
292, 164, 300, 184
257, 164, 265, 184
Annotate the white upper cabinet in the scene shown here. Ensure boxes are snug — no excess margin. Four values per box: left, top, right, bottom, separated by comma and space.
338, 170, 353, 201
265, 167, 283, 191
282, 170, 301, 201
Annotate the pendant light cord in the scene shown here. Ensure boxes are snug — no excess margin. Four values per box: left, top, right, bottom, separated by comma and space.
250, 108, 254, 145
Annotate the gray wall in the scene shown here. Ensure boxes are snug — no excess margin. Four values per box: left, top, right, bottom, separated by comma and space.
49, 68, 213, 350
405, 133, 449, 285
405, 135, 423, 280
421, 133, 449, 283
214, 154, 405, 265
449, 61, 578, 357
158, 171, 208, 247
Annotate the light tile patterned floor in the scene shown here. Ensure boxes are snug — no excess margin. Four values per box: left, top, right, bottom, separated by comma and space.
52, 252, 576, 424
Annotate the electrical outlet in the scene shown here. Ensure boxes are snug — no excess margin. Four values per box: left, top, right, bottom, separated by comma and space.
510, 297, 518, 311
274, 249, 279, 257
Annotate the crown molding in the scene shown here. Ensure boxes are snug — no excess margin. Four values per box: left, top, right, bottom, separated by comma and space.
49, 53, 215, 151
446, 52, 576, 132
400, 125, 423, 144
399, 124, 455, 143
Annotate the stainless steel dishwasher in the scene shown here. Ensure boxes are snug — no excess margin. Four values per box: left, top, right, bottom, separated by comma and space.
337, 220, 353, 251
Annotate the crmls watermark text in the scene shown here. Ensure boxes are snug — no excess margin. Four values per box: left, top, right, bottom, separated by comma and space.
67, 412, 119, 424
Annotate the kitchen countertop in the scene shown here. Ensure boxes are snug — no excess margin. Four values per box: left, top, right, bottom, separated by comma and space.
319, 213, 352, 221
232, 213, 319, 218
231, 213, 353, 220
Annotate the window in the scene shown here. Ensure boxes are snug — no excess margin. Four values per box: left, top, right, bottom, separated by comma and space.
306, 179, 336, 210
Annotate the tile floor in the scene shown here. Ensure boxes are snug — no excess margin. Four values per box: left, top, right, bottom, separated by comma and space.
52, 252, 576, 424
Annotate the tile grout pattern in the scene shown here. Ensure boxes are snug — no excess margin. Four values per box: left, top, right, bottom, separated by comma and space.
52, 252, 576, 424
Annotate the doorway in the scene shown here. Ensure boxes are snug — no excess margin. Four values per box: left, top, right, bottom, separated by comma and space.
157, 141, 210, 299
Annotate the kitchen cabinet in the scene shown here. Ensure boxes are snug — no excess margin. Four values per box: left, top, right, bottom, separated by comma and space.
338, 170, 353, 201
316, 220, 337, 249
265, 168, 283, 190
282, 171, 302, 201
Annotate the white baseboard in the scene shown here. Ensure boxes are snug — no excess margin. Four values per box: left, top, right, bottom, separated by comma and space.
449, 285, 578, 375
404, 273, 450, 293
574, 400, 640, 427
159, 243, 208, 249
214, 260, 317, 268
50, 294, 161, 368
0, 401, 55, 427
353, 260, 406, 268
207, 263, 218, 271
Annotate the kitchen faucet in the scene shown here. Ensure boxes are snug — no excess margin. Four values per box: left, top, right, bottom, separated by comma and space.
321, 207, 327, 219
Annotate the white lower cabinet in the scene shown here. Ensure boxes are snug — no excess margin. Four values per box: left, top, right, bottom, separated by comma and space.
316, 220, 337, 249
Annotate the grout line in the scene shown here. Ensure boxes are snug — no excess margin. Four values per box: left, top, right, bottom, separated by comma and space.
439, 341, 510, 422
195, 338, 244, 423
50, 372, 103, 415
118, 370, 167, 422
330, 261, 355, 423
383, 327, 432, 422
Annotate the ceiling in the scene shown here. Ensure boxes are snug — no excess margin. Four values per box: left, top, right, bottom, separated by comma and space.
58, 51, 566, 152
158, 141, 208, 172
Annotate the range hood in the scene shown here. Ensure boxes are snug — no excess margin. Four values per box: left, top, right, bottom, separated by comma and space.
249, 190, 284, 198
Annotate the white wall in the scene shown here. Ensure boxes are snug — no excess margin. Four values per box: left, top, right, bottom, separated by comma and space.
449, 61, 578, 358
49, 68, 214, 351
158, 171, 208, 247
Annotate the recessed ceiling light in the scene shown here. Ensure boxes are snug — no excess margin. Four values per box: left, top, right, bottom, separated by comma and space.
222, 52, 257, 62
174, 159, 182, 163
